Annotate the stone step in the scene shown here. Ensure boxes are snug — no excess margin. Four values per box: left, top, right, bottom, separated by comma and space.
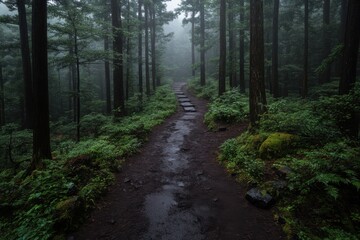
180, 102, 194, 107
177, 95, 188, 99
178, 98, 191, 102
183, 106, 196, 112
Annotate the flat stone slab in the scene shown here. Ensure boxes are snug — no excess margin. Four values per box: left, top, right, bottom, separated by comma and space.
183, 106, 196, 112
175, 92, 184, 95
177, 95, 188, 99
178, 98, 191, 102
180, 102, 194, 107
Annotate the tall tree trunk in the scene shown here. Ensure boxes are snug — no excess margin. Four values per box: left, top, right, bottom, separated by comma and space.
126, 0, 131, 99
302, 0, 308, 98
339, 0, 360, 138
74, 30, 81, 142
249, 0, 266, 127
228, 0, 236, 88
145, 2, 150, 95
219, 0, 226, 95
151, 2, 157, 89
138, 0, 143, 99
191, 10, 195, 78
104, 35, 111, 114
31, 0, 52, 169
321, 0, 331, 84
272, 0, 279, 98
336, 0, 347, 77
17, 0, 33, 129
0, 64, 4, 126
239, 0, 245, 93
200, 0, 205, 86
112, 0, 125, 117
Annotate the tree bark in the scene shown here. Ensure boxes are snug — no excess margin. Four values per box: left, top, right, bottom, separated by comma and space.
200, 0, 205, 86
272, 0, 279, 98
74, 30, 81, 142
228, 0, 236, 88
239, 0, 245, 93
249, 0, 266, 127
150, 1, 157, 89
320, 0, 331, 84
112, 0, 125, 117
145, 2, 150, 96
0, 64, 4, 126
126, 0, 131, 100
104, 35, 111, 114
302, 0, 308, 98
31, 0, 52, 168
191, 10, 195, 78
17, 0, 33, 129
138, 0, 143, 99
219, 0, 226, 96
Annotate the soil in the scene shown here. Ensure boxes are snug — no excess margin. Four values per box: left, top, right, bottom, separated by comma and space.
71, 83, 285, 240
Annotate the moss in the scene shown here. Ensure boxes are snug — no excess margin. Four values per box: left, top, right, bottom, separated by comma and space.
259, 132, 298, 160
55, 196, 82, 230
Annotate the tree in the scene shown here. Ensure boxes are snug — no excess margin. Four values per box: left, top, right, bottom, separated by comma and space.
138, 0, 143, 100
302, 0, 308, 98
16, 0, 33, 129
31, 0, 52, 169
249, 0, 266, 127
112, 0, 125, 117
218, 0, 226, 96
0, 64, 4, 126
320, 0, 330, 84
150, 0, 157, 89
144, 0, 150, 96
199, 0, 205, 86
239, 0, 245, 93
272, 0, 279, 98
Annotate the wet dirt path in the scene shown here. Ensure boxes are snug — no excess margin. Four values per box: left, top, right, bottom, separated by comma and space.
73, 83, 285, 240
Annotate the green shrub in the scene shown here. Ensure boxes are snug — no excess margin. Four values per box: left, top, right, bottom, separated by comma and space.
187, 77, 217, 100
204, 89, 248, 130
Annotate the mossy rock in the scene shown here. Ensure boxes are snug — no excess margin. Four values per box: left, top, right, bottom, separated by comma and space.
239, 133, 268, 152
259, 133, 297, 159
54, 196, 83, 230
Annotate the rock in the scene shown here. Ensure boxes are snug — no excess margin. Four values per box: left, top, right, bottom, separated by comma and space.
212, 198, 219, 202
245, 188, 275, 209
259, 133, 298, 159
273, 165, 292, 179
271, 180, 287, 190
66, 182, 78, 196
195, 170, 204, 176
123, 177, 131, 183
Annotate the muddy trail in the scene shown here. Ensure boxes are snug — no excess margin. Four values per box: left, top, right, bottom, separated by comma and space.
72, 83, 285, 240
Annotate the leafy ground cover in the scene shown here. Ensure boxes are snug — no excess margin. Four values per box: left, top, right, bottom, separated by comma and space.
0, 85, 177, 240
192, 78, 360, 239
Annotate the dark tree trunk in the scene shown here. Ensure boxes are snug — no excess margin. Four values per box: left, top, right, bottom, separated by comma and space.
126, 0, 131, 100
320, 0, 331, 84
219, 0, 226, 96
339, 0, 360, 138
74, 30, 81, 142
17, 0, 33, 129
112, 0, 125, 117
138, 0, 143, 99
104, 35, 111, 114
272, 0, 279, 98
249, 0, 266, 127
191, 10, 195, 78
0, 64, 4, 126
302, 0, 308, 98
200, 0, 205, 86
336, 0, 348, 77
150, 2, 157, 89
31, 0, 52, 169
228, 0, 236, 88
145, 2, 150, 95
239, 0, 245, 93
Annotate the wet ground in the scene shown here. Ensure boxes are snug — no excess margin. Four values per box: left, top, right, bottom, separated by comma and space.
72, 83, 285, 240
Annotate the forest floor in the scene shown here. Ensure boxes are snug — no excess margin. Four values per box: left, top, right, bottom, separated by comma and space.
71, 83, 285, 240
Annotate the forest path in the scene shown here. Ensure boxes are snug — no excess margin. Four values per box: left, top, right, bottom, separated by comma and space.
72, 83, 285, 240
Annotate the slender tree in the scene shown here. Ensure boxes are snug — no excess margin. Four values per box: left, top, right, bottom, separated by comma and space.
199, 0, 205, 86
239, 0, 245, 93
228, 0, 236, 88
31, 0, 52, 169
16, 0, 33, 129
218, 0, 226, 95
112, 0, 125, 117
272, 0, 279, 98
138, 0, 143, 99
104, 34, 111, 114
0, 64, 4, 126
126, 0, 131, 99
150, 0, 157, 89
320, 0, 331, 84
191, 9, 195, 77
249, 0, 266, 127
145, 0, 150, 96
302, 0, 308, 98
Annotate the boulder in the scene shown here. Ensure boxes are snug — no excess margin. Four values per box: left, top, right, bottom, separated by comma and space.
259, 133, 297, 159
245, 188, 275, 209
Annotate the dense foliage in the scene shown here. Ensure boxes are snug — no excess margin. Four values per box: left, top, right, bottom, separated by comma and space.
0, 86, 177, 240
216, 85, 360, 239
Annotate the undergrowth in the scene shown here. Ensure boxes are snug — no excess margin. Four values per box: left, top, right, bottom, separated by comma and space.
0, 85, 177, 240
217, 85, 360, 239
